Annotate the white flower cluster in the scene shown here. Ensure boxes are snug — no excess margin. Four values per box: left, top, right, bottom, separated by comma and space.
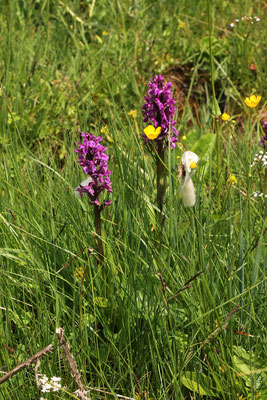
252, 191, 267, 198
230, 16, 260, 28
39, 375, 62, 393
250, 151, 267, 168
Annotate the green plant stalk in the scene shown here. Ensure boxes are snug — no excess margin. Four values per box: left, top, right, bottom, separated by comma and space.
155, 141, 167, 253
94, 204, 104, 263
156, 141, 166, 215
265, 167, 267, 195
249, 111, 252, 158
207, 0, 221, 207
133, 118, 139, 137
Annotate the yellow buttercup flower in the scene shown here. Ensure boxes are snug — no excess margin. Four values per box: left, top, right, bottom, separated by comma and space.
100, 125, 114, 143
128, 109, 138, 119
143, 125, 161, 140
244, 95, 261, 108
190, 161, 197, 169
100, 125, 109, 135
74, 267, 84, 279
222, 113, 230, 121
181, 135, 187, 141
227, 175, 238, 185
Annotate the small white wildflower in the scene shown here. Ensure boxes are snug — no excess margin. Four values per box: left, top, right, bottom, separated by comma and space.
255, 17, 260, 22
230, 23, 235, 28
51, 377, 61, 382
259, 193, 263, 197
39, 375, 62, 393
259, 150, 263, 154
235, 19, 239, 23
39, 376, 48, 385
242, 16, 246, 21
41, 383, 53, 392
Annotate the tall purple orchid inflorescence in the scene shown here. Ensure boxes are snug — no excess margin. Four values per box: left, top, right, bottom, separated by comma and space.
141, 76, 179, 225
75, 132, 112, 262
75, 132, 112, 207
142, 75, 179, 149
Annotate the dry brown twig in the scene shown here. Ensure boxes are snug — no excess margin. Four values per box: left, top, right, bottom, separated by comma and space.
56, 327, 90, 400
0, 344, 53, 385
34, 359, 42, 390
80, 387, 135, 400
0, 328, 135, 400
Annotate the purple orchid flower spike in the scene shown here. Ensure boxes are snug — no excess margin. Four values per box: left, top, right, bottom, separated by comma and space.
142, 75, 179, 149
74, 132, 112, 207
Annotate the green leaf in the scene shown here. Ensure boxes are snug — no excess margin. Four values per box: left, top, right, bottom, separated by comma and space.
191, 133, 216, 177
185, 129, 201, 149
181, 371, 217, 396
211, 97, 221, 118
192, 133, 215, 161
94, 297, 109, 307
211, 214, 228, 222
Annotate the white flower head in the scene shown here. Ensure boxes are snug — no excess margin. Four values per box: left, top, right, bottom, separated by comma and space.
39, 374, 62, 393
51, 376, 61, 382
181, 150, 199, 177
179, 151, 199, 207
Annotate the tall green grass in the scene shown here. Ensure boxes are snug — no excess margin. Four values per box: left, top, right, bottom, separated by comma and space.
0, 1, 266, 399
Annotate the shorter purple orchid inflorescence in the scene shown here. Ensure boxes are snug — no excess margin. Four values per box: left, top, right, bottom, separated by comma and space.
75, 132, 112, 207
142, 75, 179, 148
259, 121, 267, 149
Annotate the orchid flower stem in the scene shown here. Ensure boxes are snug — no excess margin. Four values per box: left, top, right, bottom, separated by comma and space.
94, 204, 104, 264
156, 142, 166, 213
156, 141, 166, 248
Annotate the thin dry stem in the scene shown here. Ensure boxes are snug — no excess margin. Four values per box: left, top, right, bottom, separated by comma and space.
79, 387, 135, 400
0, 344, 53, 385
56, 328, 89, 400
34, 359, 42, 390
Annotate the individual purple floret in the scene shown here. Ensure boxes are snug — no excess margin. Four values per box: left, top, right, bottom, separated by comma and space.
259, 121, 267, 149
142, 75, 179, 148
74, 133, 112, 207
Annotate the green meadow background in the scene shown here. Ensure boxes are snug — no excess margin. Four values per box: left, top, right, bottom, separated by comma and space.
0, 0, 266, 399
